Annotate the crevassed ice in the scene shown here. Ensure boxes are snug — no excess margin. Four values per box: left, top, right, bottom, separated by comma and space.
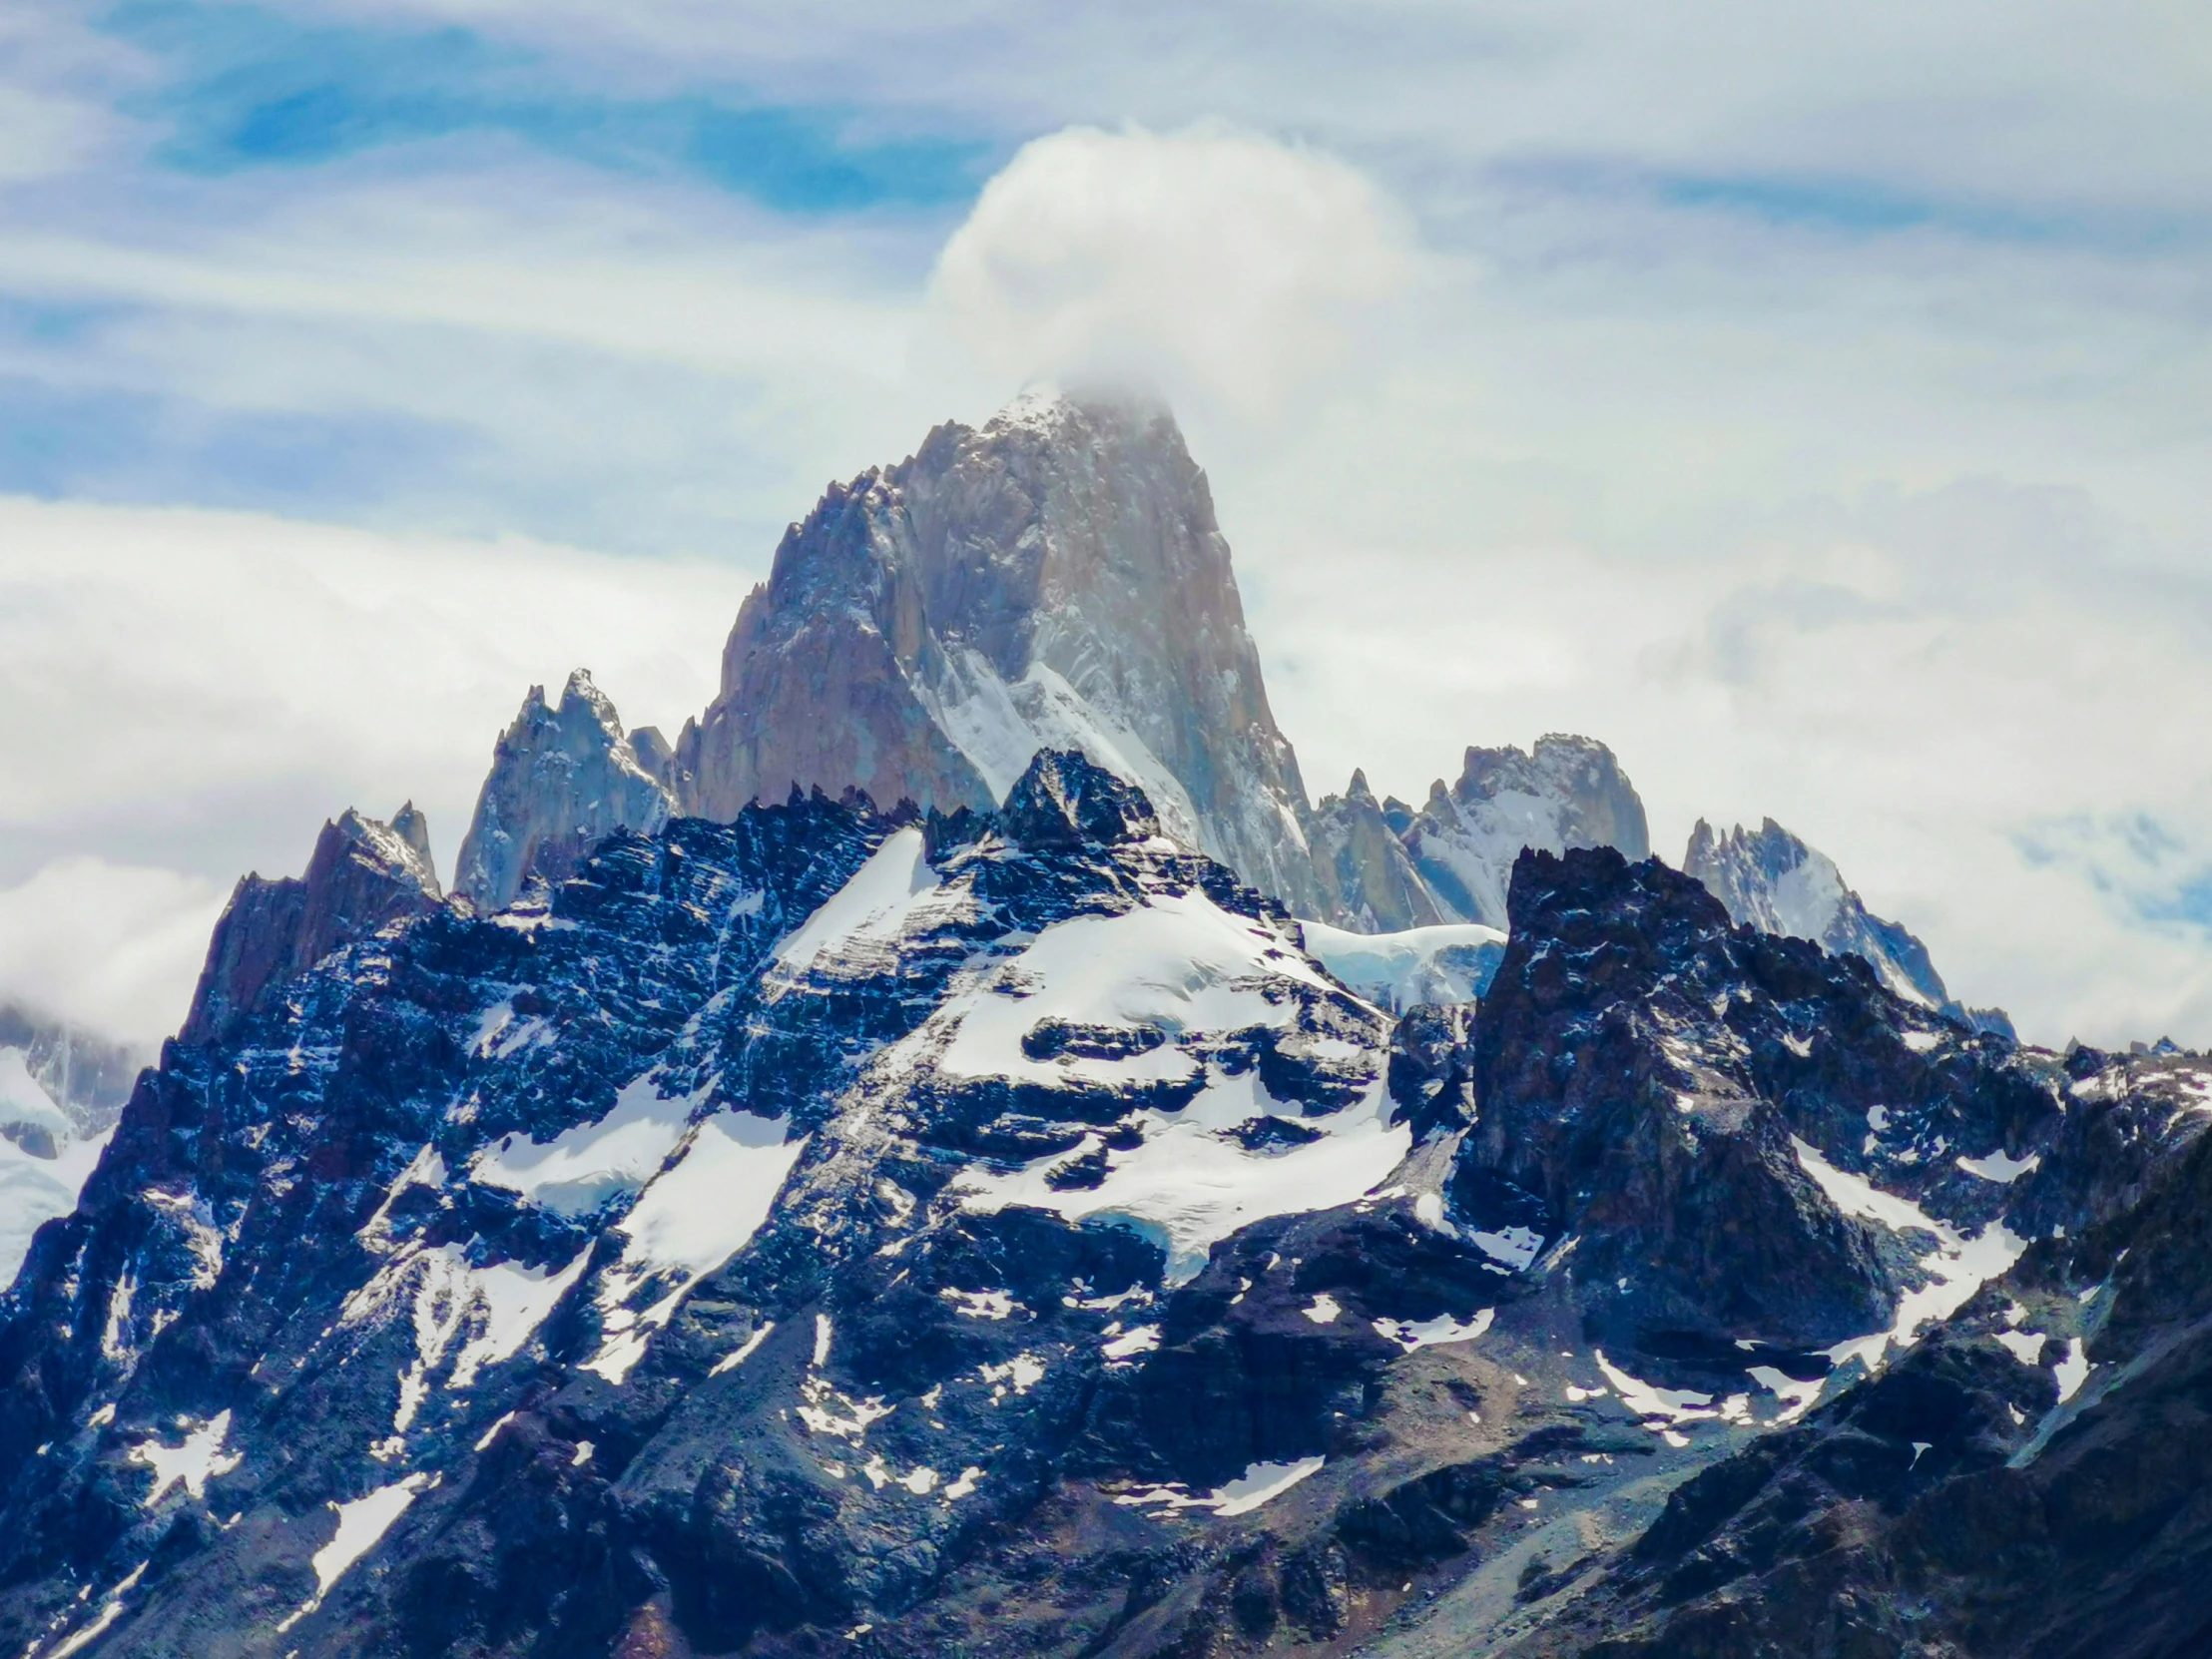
1299, 920, 1504, 1011
0, 1119, 111, 1283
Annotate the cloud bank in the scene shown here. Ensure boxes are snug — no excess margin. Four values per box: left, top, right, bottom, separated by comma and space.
931, 123, 1415, 422
1, 2, 2208, 1053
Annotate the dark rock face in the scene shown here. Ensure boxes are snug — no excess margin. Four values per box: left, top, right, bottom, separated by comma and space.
675, 394, 1328, 917
1463, 845, 2060, 1355
181, 806, 443, 1044
454, 670, 676, 913
16, 714, 2211, 1659
0, 751, 1550, 1659
1488, 1064, 2212, 1659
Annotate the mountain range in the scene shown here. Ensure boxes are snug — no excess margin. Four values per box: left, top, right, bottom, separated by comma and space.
2, 394, 2189, 1659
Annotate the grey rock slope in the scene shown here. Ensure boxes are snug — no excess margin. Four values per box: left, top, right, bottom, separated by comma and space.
454, 671, 676, 913
674, 392, 1326, 916
1310, 736, 1652, 933
1686, 817, 2015, 1037
1306, 771, 1448, 933
0, 1004, 146, 1138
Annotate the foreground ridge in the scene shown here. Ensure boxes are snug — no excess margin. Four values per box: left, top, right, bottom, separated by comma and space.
1, 753, 2198, 1657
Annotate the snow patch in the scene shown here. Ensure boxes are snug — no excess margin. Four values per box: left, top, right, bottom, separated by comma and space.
582, 1111, 805, 1384
956, 1073, 1407, 1285
129, 1409, 242, 1505
342, 1241, 590, 1407
2053, 1337, 2090, 1402
1593, 1352, 1718, 1430
312, 1474, 431, 1596
711, 1323, 775, 1376
772, 829, 938, 980
1371, 1309, 1493, 1352
1114, 1456, 1326, 1518
1792, 1138, 2029, 1371
1956, 1148, 2041, 1184
1470, 1226, 1543, 1272
471, 1068, 710, 1218
1745, 1366, 1825, 1423
1102, 1324, 1160, 1361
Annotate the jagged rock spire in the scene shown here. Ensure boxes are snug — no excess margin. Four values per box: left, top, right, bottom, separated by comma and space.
1683, 815, 2011, 1034
454, 670, 675, 913
181, 806, 442, 1044
674, 392, 1327, 914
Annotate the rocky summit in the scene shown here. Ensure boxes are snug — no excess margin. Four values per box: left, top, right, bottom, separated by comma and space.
3, 393, 2203, 1659
443, 395, 1652, 935
672, 393, 1327, 918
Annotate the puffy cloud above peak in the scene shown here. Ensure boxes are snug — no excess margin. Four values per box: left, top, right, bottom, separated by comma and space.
929, 124, 1418, 425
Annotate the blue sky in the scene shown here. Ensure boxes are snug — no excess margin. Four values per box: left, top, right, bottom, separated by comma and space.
114, 0, 992, 210
2, 0, 2211, 1048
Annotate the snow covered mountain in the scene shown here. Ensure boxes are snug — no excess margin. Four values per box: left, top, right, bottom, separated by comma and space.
0, 1011, 149, 1285
3, 750, 2192, 1659
672, 392, 1328, 917
9, 390, 2197, 1657
1685, 817, 2013, 1037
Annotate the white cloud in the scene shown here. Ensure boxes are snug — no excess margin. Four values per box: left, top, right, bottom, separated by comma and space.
0, 859, 226, 1047
928, 124, 1416, 423
1, 5, 2210, 1057
0, 494, 758, 1036
1237, 453, 2212, 1049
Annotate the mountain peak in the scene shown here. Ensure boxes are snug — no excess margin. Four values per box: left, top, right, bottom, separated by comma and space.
675, 394, 1323, 912
181, 805, 443, 1044
998, 747, 1162, 849
453, 670, 675, 912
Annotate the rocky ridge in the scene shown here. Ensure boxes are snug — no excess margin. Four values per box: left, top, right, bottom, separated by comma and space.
0, 754, 2185, 1658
